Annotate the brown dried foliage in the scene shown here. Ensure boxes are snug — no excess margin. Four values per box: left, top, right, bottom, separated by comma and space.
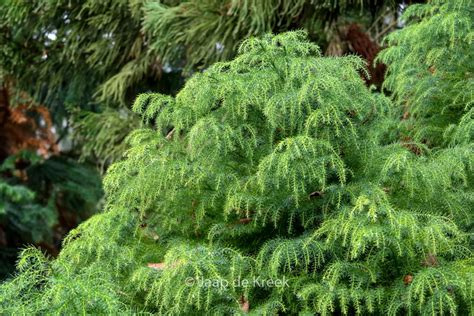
0, 81, 57, 161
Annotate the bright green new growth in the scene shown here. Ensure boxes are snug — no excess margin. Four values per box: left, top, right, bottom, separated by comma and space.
0, 31, 471, 315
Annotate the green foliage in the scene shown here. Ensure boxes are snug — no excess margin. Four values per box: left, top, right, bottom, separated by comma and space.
0, 0, 399, 167
144, 0, 399, 73
378, 0, 474, 147
0, 151, 103, 279
72, 108, 142, 171
0, 152, 56, 245
0, 0, 151, 109
0, 0, 398, 113
0, 0, 159, 165
0, 181, 55, 245
1, 28, 472, 315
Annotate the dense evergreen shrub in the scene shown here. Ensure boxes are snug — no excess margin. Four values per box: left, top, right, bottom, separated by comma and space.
0, 28, 471, 315
0, 0, 404, 288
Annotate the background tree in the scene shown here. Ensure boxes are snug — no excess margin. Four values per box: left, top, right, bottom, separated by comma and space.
0, 74, 103, 278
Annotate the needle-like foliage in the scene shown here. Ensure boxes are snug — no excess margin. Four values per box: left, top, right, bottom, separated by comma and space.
378, 0, 474, 148
144, 0, 401, 73
0, 27, 472, 315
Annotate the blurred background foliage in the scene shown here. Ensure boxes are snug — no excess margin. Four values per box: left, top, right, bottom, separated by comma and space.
0, 0, 417, 279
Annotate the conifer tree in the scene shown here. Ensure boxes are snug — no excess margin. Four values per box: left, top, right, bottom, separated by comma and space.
0, 27, 471, 315
0, 0, 403, 282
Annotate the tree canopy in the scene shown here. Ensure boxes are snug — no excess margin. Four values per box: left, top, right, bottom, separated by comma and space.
0, 0, 405, 278
0, 0, 472, 314
1, 25, 473, 314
